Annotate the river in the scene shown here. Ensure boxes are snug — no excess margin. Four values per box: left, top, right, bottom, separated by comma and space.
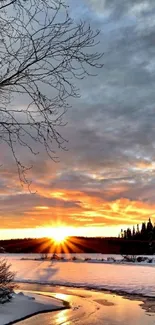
14, 283, 155, 325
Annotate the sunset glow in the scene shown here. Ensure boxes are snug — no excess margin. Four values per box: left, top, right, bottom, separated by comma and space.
0, 0, 155, 240
40, 226, 74, 243
50, 228, 68, 244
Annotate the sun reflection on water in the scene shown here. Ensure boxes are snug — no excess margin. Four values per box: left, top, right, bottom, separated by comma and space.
55, 309, 68, 325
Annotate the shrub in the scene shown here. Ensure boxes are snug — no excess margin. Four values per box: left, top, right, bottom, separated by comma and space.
0, 259, 17, 303
122, 255, 137, 262
40, 253, 48, 260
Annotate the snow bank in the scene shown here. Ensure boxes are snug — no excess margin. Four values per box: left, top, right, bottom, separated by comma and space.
0, 291, 64, 325
12, 253, 155, 265
2, 256, 155, 298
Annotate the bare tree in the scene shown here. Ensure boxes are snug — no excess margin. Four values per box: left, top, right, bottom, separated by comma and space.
0, 0, 103, 186
0, 259, 16, 303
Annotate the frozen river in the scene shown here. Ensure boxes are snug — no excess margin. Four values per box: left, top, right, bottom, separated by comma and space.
1, 254, 155, 324
4, 254, 155, 297
14, 284, 155, 325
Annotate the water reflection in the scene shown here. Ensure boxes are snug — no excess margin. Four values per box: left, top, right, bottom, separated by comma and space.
16, 284, 155, 325
54, 292, 68, 301
55, 309, 68, 325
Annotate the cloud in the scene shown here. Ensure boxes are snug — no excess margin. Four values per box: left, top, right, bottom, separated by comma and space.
1, 0, 155, 234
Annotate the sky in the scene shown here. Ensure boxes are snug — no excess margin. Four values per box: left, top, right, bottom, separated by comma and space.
1, 0, 155, 239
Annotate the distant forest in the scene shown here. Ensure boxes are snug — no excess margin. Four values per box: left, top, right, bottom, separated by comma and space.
0, 219, 155, 255
119, 218, 155, 241
1, 228, 155, 255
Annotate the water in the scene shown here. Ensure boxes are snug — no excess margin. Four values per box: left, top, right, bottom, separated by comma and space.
2, 254, 155, 324
14, 284, 155, 325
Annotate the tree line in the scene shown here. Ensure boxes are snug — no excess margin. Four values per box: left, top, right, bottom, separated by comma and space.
120, 218, 155, 241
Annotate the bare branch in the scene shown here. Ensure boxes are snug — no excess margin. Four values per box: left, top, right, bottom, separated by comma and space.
0, 0, 103, 186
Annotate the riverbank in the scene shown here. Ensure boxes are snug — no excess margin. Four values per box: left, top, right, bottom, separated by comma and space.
2, 284, 155, 325
0, 291, 66, 325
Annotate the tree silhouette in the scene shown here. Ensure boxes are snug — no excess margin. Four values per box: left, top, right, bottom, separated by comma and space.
126, 228, 131, 239
0, 0, 103, 185
147, 218, 153, 232
120, 218, 155, 246
141, 222, 146, 240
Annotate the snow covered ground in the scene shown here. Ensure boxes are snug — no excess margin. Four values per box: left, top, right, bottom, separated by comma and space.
4, 253, 155, 265
0, 253, 117, 263
0, 291, 64, 325
2, 254, 155, 297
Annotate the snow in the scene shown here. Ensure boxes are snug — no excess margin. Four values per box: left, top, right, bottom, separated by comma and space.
1, 254, 155, 298
0, 289, 64, 325
1, 253, 155, 325
4, 253, 155, 265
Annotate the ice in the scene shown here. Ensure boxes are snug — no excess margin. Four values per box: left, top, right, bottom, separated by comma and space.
2, 253, 155, 297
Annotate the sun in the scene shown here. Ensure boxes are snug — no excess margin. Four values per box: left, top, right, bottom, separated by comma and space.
38, 226, 74, 244
47, 227, 69, 244
52, 229, 67, 244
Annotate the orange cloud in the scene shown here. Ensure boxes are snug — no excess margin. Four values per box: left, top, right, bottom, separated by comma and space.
134, 161, 155, 170
0, 160, 155, 236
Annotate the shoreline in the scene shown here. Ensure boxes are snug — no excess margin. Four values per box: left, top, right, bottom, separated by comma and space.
0, 291, 68, 325
15, 280, 155, 299
5, 306, 67, 325
20, 257, 155, 267
6, 285, 155, 325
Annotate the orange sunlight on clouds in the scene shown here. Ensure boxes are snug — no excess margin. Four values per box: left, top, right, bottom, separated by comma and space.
1, 181, 155, 239
1, 0, 155, 240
